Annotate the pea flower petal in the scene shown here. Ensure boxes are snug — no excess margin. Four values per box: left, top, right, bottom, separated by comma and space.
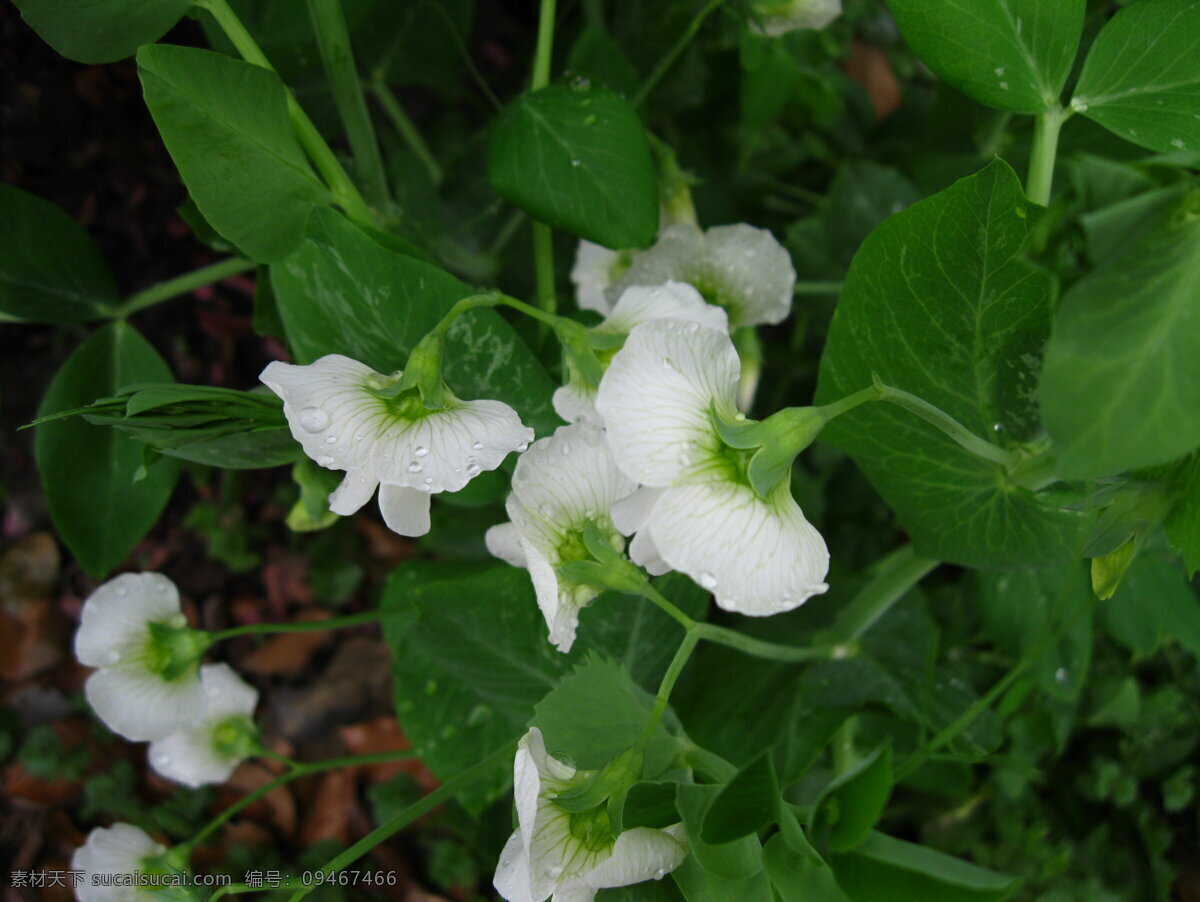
148, 663, 259, 789
570, 240, 634, 316
261, 354, 534, 536
752, 0, 842, 36
485, 423, 637, 652
607, 223, 796, 329
74, 573, 207, 742
493, 728, 688, 902
71, 823, 168, 902
596, 320, 829, 614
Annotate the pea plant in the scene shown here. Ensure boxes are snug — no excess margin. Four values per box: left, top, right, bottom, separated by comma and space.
7, 0, 1200, 899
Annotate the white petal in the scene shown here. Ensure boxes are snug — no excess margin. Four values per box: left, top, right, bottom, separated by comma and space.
596, 321, 740, 486
197, 662, 258, 720
73, 823, 166, 902
571, 241, 628, 316
486, 522, 528, 568
378, 484, 432, 536
606, 224, 706, 310
610, 487, 666, 535
148, 729, 238, 789
580, 826, 688, 890
646, 481, 829, 615
630, 529, 671, 577
754, 0, 842, 35
328, 469, 380, 516
552, 380, 599, 425
84, 667, 207, 741
550, 887, 595, 902
526, 543, 579, 654
702, 224, 795, 328
494, 830, 538, 902
396, 398, 534, 494
75, 573, 181, 667
601, 281, 728, 336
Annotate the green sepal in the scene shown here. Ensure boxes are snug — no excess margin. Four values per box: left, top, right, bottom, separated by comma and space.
1091, 537, 1137, 601
144, 621, 213, 682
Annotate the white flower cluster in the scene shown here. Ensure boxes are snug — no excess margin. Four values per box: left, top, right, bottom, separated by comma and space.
74, 572, 258, 788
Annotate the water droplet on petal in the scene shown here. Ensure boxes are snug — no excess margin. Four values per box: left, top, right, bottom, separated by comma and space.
698, 571, 718, 590
408, 462, 423, 473
467, 463, 482, 477
103, 650, 121, 665
325, 435, 338, 445
423, 476, 433, 484
317, 455, 334, 466
654, 869, 666, 880
472, 440, 484, 450
517, 442, 530, 452
414, 445, 429, 457
298, 407, 330, 433
662, 357, 675, 371
539, 502, 554, 516
547, 866, 564, 878
686, 321, 700, 333
561, 443, 572, 455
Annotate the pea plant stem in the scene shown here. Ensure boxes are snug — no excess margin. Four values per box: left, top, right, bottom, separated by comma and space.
371, 78, 444, 185
636, 630, 700, 750
823, 545, 939, 645
530, 0, 559, 319
209, 610, 383, 642
115, 257, 254, 318
180, 749, 416, 854
198, 0, 377, 227
1027, 105, 1068, 206
632, 0, 726, 108
306, 0, 391, 211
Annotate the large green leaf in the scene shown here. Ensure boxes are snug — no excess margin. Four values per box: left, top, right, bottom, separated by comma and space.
675, 785, 764, 881
764, 833, 851, 902
137, 45, 331, 263
701, 752, 780, 845
816, 160, 1090, 568
1039, 192, 1200, 478
487, 82, 658, 249
1167, 455, 1200, 577
1103, 552, 1200, 661
885, 0, 1084, 113
34, 324, 180, 577
0, 185, 116, 323
380, 563, 704, 810
12, 0, 190, 64
270, 208, 557, 433
832, 832, 1019, 902
1072, 0, 1200, 154
810, 743, 893, 854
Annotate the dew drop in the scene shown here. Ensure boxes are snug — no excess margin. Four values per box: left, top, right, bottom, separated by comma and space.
298, 407, 330, 433
501, 859, 512, 869
653, 869, 666, 880
317, 455, 334, 466
662, 357, 675, 371
685, 321, 700, 333
408, 462, 423, 473
354, 432, 364, 442
698, 571, 718, 590
325, 434, 338, 445
734, 412, 747, 422
423, 476, 433, 485
547, 866, 564, 879
561, 443, 572, 455
570, 74, 591, 91
517, 442, 530, 452
414, 445, 429, 457
472, 440, 484, 450
1172, 137, 1187, 149
539, 502, 554, 516
1055, 667, 1069, 686
467, 463, 482, 477
570, 158, 582, 168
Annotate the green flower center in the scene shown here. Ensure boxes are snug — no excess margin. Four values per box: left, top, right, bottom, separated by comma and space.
143, 619, 208, 682
567, 803, 615, 853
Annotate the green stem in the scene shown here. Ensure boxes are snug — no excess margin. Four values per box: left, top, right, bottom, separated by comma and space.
824, 546, 938, 645
694, 623, 849, 662
198, 0, 376, 227
636, 630, 700, 750
179, 749, 416, 854
531, 0, 557, 90
288, 743, 516, 901
530, 0, 558, 320
632, 0, 725, 108
210, 610, 383, 642
682, 744, 739, 782
115, 257, 254, 318
371, 78, 444, 185
831, 718, 858, 775
306, 0, 390, 211
1027, 106, 1068, 206
794, 281, 844, 295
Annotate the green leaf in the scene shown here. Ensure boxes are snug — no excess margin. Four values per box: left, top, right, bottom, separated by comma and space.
671, 855, 773, 902
1167, 455, 1200, 576
12, 0, 190, 64
816, 159, 1091, 568
620, 781, 681, 831
380, 563, 704, 811
675, 784, 764, 881
885, 0, 1084, 113
0, 184, 116, 323
700, 752, 780, 845
487, 82, 658, 249
597, 882, 686, 902
35, 324, 180, 577
567, 25, 641, 99
531, 655, 667, 771
810, 743, 893, 853
831, 831, 1020, 902
270, 208, 557, 433
1072, 0, 1200, 154
1103, 551, 1200, 660
137, 44, 331, 262
764, 833, 851, 902
1039, 192, 1200, 478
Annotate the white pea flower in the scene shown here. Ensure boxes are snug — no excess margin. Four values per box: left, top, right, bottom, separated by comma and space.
75, 573, 208, 742
607, 223, 795, 329
148, 664, 259, 789
485, 423, 637, 652
494, 728, 688, 902
596, 320, 829, 615
751, 0, 842, 35
262, 354, 534, 537
570, 240, 635, 316
72, 823, 171, 902
553, 281, 728, 424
